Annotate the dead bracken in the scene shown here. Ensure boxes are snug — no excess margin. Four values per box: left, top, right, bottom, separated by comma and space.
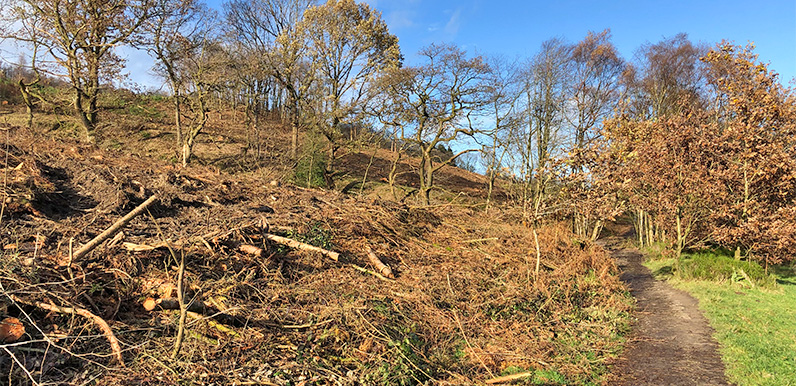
0, 124, 631, 385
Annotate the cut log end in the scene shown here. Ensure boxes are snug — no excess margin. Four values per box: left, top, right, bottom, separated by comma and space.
366, 246, 395, 279
142, 297, 158, 311
0, 317, 25, 343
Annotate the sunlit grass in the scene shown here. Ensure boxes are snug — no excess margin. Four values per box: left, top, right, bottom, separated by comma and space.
645, 252, 796, 386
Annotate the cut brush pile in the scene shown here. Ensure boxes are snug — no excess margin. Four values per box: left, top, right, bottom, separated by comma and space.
0, 125, 631, 385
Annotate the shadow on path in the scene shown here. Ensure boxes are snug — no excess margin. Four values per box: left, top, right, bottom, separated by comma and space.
600, 238, 731, 386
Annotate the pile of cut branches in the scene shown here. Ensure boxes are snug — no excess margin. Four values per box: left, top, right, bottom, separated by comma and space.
0, 125, 631, 385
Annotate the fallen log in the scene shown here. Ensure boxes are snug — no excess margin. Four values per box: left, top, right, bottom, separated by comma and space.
143, 297, 241, 327
124, 240, 262, 259
238, 244, 263, 258
351, 264, 393, 282
73, 194, 159, 261
143, 297, 209, 314
9, 294, 124, 366
365, 246, 394, 279
122, 242, 162, 252
264, 233, 340, 261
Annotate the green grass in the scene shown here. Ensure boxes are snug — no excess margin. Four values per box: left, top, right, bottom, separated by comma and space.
126, 104, 163, 119
497, 366, 570, 385
644, 252, 796, 386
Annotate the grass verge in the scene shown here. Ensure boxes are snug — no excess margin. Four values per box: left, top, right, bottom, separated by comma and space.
644, 252, 796, 386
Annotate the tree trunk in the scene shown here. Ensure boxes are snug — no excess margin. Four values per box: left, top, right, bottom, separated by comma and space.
743, 161, 749, 219
636, 209, 645, 247
88, 93, 98, 129
485, 134, 498, 211
675, 212, 683, 258
182, 118, 205, 167
388, 150, 401, 200
574, 212, 587, 239
86, 63, 100, 131
174, 96, 183, 148
425, 156, 434, 205
18, 79, 35, 129
74, 90, 95, 142
419, 150, 433, 205
182, 136, 194, 167
325, 144, 338, 189
243, 100, 253, 157
590, 219, 603, 241
486, 172, 495, 211
291, 101, 299, 160
254, 109, 261, 159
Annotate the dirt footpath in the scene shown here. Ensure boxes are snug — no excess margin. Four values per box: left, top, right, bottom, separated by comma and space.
604, 241, 731, 385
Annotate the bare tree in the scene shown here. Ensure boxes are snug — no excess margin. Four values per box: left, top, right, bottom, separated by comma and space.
16, 43, 45, 129
482, 55, 523, 210
375, 43, 489, 205
623, 33, 707, 119
567, 29, 624, 158
176, 23, 228, 166
224, 0, 313, 160
516, 38, 571, 221
566, 30, 624, 238
143, 0, 207, 151
2, 0, 153, 141
0, 6, 46, 128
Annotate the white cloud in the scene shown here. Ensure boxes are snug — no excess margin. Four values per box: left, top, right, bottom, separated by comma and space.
387, 10, 415, 30
444, 8, 462, 37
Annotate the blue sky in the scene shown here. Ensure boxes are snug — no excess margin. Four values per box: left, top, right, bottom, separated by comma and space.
122, 0, 796, 89
4, 0, 792, 88
363, 0, 795, 84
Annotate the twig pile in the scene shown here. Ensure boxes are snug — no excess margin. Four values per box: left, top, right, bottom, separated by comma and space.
0, 126, 631, 385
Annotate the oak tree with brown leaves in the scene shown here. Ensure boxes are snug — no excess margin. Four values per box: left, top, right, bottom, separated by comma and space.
591, 42, 796, 265
703, 43, 796, 266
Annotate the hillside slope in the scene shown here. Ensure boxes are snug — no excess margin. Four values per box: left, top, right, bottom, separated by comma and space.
0, 104, 631, 385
